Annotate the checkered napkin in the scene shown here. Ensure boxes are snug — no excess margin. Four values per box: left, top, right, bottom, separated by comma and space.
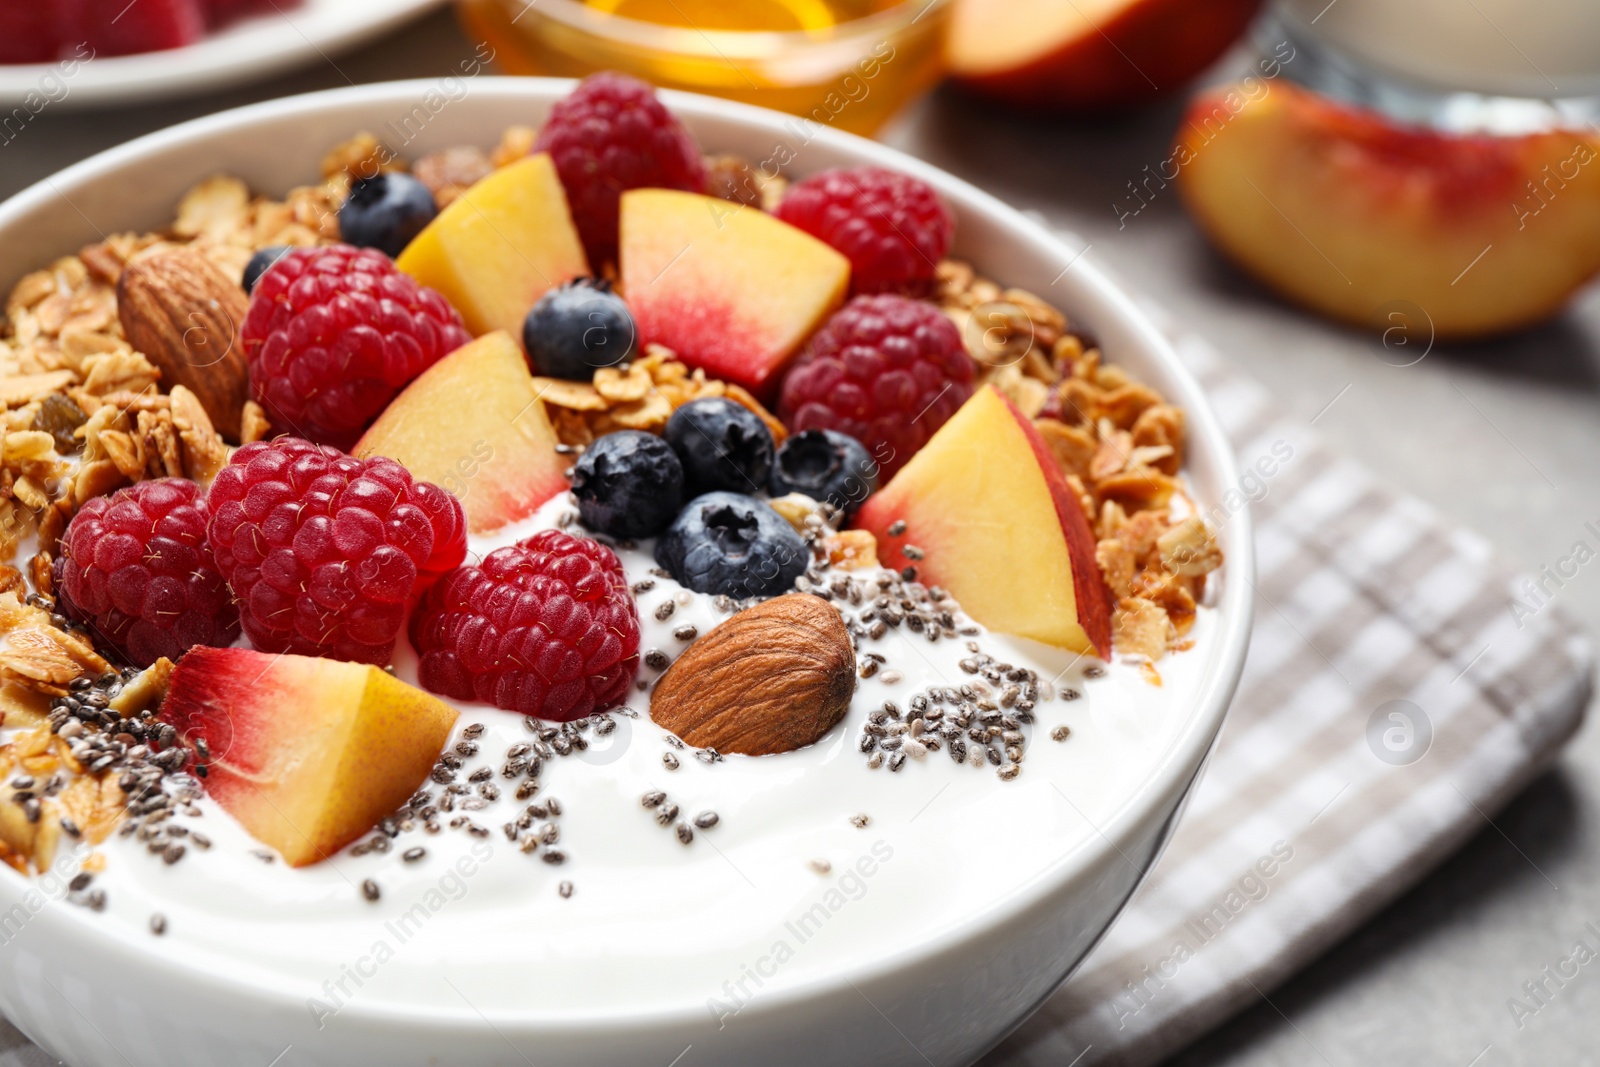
984, 317, 1594, 1067
0, 321, 1589, 1067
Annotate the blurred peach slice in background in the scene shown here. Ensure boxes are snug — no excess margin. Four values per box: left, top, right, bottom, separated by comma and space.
1176, 80, 1600, 339
946, 0, 1265, 112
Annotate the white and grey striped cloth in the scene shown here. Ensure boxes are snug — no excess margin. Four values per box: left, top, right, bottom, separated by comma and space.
986, 327, 1593, 1066
0, 330, 1588, 1067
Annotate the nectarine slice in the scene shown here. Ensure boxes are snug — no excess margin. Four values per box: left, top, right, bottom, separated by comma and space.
397, 154, 590, 339
855, 386, 1112, 656
1176, 81, 1600, 338
354, 331, 568, 534
161, 646, 458, 867
948, 0, 1264, 112
619, 189, 850, 396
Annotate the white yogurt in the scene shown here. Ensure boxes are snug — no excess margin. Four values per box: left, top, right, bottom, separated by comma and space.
46, 494, 1214, 1023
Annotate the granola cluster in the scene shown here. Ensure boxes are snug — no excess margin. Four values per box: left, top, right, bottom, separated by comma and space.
534, 343, 787, 447
934, 260, 1220, 670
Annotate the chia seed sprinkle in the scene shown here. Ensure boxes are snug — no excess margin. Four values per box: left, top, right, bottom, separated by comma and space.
849, 814, 870, 828
654, 600, 676, 621
887, 520, 906, 536
662, 752, 680, 770
542, 849, 566, 865
558, 880, 574, 898
676, 822, 694, 845
403, 847, 426, 863
693, 811, 719, 829
809, 858, 832, 875
1051, 725, 1072, 741
149, 914, 167, 936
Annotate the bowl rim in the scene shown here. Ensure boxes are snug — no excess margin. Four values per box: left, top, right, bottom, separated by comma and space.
0, 76, 1255, 1033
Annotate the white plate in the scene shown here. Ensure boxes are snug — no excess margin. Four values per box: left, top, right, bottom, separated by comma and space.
0, 0, 448, 109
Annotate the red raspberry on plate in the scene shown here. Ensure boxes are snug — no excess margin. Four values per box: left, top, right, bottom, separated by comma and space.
410, 530, 641, 722
775, 167, 953, 295
207, 438, 467, 665
534, 71, 708, 268
241, 245, 471, 451
56, 0, 206, 58
778, 294, 974, 480
54, 478, 239, 669
0, 6, 58, 63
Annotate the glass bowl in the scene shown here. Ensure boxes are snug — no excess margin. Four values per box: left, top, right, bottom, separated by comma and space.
455, 0, 951, 134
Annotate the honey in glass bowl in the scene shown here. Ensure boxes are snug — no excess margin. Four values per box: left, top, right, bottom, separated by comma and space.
455, 0, 951, 134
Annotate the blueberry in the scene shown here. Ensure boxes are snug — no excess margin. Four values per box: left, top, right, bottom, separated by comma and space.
570, 431, 683, 538
769, 429, 878, 515
655, 492, 808, 599
664, 397, 774, 496
242, 246, 293, 294
522, 278, 637, 381
338, 173, 437, 258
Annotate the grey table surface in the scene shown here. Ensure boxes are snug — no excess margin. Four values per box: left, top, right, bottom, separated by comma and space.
5, 10, 1596, 1065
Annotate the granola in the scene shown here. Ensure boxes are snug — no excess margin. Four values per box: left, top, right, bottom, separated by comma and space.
935, 259, 1221, 669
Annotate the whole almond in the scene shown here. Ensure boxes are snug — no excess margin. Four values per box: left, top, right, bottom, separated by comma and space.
117, 246, 250, 442
651, 594, 855, 756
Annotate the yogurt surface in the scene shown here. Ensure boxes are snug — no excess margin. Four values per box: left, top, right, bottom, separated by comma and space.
36, 493, 1216, 1022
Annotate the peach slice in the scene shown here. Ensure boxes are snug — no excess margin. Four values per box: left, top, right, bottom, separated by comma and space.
948, 0, 1264, 112
618, 189, 850, 396
354, 331, 567, 534
855, 385, 1112, 656
1176, 81, 1600, 338
396, 153, 589, 340
161, 646, 457, 867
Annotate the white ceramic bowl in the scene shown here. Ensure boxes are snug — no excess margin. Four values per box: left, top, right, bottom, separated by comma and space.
0, 80, 1253, 1067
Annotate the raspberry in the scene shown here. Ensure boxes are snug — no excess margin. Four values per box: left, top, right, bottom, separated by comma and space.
534, 72, 707, 268
410, 531, 641, 721
778, 295, 974, 480
775, 167, 953, 295
241, 245, 471, 451
54, 478, 239, 668
207, 438, 467, 665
